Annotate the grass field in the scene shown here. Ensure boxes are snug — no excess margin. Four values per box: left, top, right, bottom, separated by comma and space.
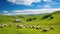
0, 11, 60, 34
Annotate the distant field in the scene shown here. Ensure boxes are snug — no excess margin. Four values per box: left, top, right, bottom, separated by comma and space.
0, 11, 60, 34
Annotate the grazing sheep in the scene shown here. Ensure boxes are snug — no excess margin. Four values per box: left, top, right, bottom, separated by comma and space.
29, 26, 32, 28
32, 25, 36, 28
3, 24, 7, 27
23, 27, 26, 28
17, 24, 24, 29
42, 28, 49, 32
50, 26, 54, 30
36, 27, 39, 29
25, 25, 30, 28
0, 24, 4, 28
36, 26, 39, 29
36, 26, 42, 29
29, 25, 36, 28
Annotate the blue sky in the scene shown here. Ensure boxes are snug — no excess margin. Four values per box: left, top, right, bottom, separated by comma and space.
0, 0, 60, 15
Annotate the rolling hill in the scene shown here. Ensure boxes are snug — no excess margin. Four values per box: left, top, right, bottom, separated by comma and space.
0, 11, 60, 34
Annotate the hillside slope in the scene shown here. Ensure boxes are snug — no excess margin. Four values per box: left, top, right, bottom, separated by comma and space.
0, 11, 60, 34
0, 11, 60, 25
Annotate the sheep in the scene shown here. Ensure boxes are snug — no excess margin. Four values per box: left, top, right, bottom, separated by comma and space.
0, 24, 5, 28
32, 25, 36, 28
36, 27, 39, 29
23, 27, 26, 28
0, 25, 4, 28
17, 24, 24, 29
29, 26, 33, 28
50, 25, 54, 30
42, 28, 49, 32
28, 25, 36, 28
3, 24, 7, 27
36, 26, 42, 29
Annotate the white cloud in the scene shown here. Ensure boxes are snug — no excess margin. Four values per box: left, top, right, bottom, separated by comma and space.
13, 10, 23, 13
21, 8, 60, 14
50, 2, 60, 5
3, 10, 8, 13
3, 8, 60, 15
7, 0, 41, 5
44, 5, 50, 8
43, 0, 52, 2
3, 13, 13, 15
43, 4, 51, 8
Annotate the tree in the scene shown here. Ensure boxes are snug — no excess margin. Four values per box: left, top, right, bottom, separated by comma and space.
41, 14, 52, 19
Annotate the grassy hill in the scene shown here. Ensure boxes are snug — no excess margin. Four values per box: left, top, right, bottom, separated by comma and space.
0, 11, 60, 34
